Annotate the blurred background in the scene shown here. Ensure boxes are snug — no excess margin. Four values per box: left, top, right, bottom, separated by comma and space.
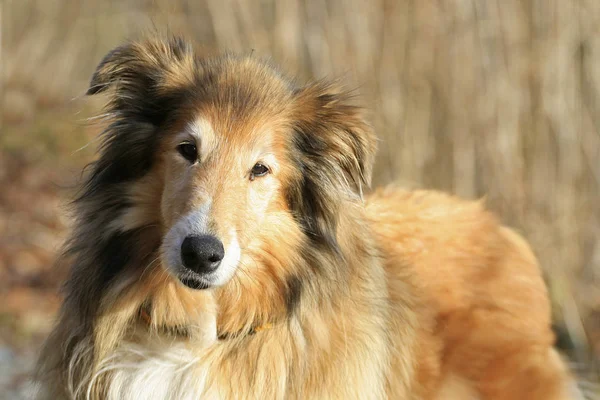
1, 0, 599, 398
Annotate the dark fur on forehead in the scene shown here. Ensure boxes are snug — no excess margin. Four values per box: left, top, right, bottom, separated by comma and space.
287, 81, 377, 253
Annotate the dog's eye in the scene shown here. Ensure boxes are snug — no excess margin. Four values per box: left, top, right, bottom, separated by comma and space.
249, 163, 269, 181
177, 142, 198, 163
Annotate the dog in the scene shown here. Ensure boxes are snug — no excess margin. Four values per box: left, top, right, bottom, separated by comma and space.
35, 36, 581, 399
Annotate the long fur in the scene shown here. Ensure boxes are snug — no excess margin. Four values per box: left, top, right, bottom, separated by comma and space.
35, 36, 581, 399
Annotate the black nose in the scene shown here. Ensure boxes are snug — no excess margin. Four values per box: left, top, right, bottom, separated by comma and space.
180, 235, 224, 274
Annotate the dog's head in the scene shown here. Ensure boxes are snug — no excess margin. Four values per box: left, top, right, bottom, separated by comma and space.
78, 36, 376, 336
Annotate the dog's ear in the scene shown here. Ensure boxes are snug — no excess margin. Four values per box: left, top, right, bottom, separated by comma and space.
289, 81, 377, 251
87, 36, 197, 125
80, 37, 199, 194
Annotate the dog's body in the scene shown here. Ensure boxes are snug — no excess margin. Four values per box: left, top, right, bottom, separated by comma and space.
36, 37, 578, 399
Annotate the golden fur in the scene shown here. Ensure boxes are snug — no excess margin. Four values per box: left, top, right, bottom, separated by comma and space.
35, 36, 580, 399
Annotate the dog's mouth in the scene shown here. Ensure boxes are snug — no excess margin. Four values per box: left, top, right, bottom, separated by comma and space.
179, 275, 211, 290
171, 264, 215, 290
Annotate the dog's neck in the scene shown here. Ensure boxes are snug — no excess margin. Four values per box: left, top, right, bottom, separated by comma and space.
138, 303, 273, 340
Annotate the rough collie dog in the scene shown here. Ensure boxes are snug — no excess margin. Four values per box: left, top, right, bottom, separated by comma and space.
35, 36, 580, 399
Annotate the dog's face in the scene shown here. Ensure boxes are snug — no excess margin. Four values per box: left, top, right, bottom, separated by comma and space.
83, 37, 377, 331
158, 94, 293, 290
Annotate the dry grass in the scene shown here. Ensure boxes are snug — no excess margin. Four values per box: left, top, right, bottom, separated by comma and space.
1, 0, 599, 390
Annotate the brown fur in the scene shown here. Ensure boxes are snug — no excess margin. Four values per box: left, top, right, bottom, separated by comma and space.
35, 36, 578, 399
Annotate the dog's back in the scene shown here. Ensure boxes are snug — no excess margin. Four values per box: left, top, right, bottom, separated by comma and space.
367, 187, 579, 399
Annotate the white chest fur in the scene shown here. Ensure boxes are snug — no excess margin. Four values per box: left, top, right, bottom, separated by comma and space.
89, 340, 217, 400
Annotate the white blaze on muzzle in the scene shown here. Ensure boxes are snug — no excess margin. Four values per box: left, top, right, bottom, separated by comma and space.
161, 202, 241, 287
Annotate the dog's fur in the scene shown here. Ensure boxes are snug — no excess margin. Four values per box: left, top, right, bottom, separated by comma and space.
35, 36, 580, 399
